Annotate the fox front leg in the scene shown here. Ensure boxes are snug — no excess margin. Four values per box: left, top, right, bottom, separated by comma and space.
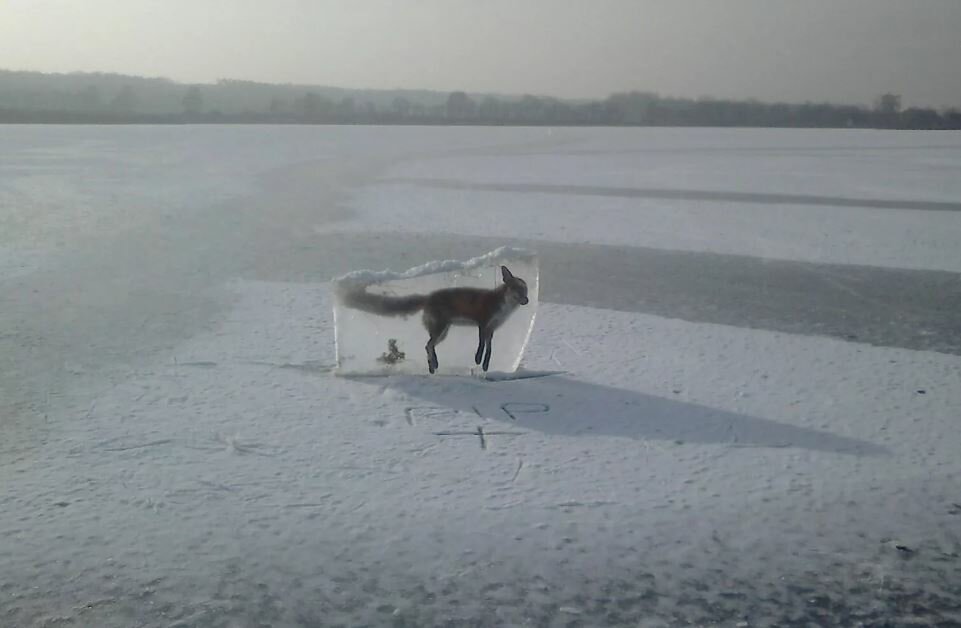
426, 339, 438, 374
482, 329, 494, 372
475, 325, 487, 365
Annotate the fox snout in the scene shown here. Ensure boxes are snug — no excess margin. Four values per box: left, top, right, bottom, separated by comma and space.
519, 295, 529, 305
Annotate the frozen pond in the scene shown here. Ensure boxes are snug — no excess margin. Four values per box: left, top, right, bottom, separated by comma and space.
2, 125, 960, 626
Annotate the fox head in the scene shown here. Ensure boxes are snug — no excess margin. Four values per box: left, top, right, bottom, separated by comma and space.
501, 265, 529, 305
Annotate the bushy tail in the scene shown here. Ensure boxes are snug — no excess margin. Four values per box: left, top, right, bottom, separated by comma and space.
336, 285, 427, 317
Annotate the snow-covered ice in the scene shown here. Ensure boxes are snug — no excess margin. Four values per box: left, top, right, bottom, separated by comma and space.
2, 126, 961, 626
352, 128, 961, 273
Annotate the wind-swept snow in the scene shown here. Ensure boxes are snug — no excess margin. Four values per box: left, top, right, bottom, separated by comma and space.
2, 126, 960, 626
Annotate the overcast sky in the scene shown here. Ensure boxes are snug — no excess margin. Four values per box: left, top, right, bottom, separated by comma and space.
2, 0, 959, 107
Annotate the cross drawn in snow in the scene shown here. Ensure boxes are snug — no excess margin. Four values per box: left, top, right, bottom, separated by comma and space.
433, 425, 526, 450
405, 402, 550, 450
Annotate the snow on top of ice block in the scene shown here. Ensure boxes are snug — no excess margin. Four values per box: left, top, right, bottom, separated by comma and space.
331, 246, 536, 291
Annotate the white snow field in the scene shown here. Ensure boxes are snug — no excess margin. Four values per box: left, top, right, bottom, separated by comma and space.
2, 125, 961, 627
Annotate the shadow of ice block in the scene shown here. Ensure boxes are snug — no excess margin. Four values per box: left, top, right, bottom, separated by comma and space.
332, 247, 539, 376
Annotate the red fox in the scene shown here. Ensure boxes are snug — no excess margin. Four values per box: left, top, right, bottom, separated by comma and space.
339, 266, 529, 373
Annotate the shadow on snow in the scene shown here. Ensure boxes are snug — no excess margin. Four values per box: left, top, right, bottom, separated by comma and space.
346, 372, 888, 456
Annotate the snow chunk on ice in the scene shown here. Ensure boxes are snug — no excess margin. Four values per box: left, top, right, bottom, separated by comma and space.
331, 247, 539, 375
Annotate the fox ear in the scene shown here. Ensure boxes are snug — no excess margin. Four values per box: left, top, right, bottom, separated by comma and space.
501, 265, 513, 281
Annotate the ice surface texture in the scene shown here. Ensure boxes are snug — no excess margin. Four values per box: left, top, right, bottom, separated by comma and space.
332, 247, 539, 375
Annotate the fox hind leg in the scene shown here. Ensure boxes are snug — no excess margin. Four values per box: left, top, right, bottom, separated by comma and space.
475, 326, 486, 365
425, 316, 449, 374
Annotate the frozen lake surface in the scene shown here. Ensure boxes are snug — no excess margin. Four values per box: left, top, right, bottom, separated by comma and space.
2, 126, 961, 626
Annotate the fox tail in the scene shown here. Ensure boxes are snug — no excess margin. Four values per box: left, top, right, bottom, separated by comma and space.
335, 284, 428, 317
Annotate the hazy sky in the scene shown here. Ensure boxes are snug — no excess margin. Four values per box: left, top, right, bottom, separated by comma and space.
2, 0, 960, 107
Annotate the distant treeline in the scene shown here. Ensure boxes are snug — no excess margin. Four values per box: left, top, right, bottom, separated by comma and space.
2, 70, 959, 129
